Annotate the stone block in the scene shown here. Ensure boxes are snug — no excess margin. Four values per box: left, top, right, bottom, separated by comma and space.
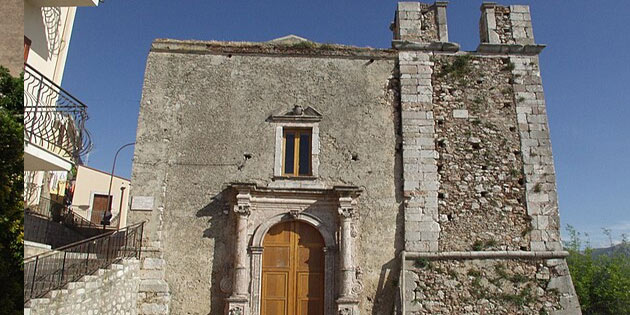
143, 258, 165, 270
400, 64, 418, 75
419, 231, 440, 240
398, 2, 421, 11
452, 109, 469, 119
510, 5, 530, 13
530, 241, 545, 251
140, 269, 166, 280
140, 279, 169, 293
141, 303, 169, 315
547, 275, 573, 293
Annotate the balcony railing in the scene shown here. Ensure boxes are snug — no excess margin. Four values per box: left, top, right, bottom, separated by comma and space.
24, 63, 92, 161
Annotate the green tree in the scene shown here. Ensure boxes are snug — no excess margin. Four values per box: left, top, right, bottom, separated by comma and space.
0, 66, 24, 313
565, 225, 630, 315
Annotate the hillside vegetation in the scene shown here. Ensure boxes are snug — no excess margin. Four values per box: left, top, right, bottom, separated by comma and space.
565, 226, 630, 315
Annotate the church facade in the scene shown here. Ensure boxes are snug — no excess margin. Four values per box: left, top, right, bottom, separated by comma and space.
128, 2, 581, 314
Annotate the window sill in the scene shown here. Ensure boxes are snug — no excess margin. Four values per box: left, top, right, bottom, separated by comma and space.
273, 175, 318, 181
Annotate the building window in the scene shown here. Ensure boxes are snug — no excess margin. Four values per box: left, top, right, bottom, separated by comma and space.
283, 128, 312, 176
270, 105, 321, 180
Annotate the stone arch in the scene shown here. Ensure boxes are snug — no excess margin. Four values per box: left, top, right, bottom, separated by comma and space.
251, 212, 335, 250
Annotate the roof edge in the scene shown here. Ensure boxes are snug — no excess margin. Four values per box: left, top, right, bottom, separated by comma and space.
150, 38, 397, 60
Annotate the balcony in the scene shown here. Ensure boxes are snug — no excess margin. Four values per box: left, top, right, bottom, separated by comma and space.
27, 0, 99, 7
24, 63, 92, 171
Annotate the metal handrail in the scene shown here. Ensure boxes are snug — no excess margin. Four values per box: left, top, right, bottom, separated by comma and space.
24, 197, 114, 231
23, 221, 145, 303
23, 63, 93, 161
64, 206, 114, 231
24, 197, 64, 221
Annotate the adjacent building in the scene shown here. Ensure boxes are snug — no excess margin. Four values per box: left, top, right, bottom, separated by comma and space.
71, 165, 130, 228
23, 0, 98, 212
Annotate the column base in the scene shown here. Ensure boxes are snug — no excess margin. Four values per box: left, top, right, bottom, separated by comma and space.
225, 296, 249, 315
337, 297, 360, 315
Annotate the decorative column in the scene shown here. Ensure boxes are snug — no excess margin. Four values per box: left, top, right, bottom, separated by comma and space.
336, 194, 359, 315
225, 189, 251, 315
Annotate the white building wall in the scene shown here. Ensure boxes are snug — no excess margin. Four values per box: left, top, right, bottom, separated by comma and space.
72, 166, 131, 228
24, 1, 76, 85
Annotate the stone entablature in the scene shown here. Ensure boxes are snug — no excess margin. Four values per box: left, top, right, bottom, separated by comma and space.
226, 183, 363, 315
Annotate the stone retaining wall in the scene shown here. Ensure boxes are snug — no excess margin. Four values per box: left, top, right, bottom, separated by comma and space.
25, 259, 140, 315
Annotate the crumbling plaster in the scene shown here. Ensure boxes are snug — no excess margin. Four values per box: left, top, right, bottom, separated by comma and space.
130, 45, 403, 314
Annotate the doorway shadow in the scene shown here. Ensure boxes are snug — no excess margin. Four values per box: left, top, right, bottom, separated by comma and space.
195, 188, 234, 315
372, 68, 404, 315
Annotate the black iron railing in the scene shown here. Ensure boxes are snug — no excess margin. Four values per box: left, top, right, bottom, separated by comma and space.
24, 222, 144, 303
63, 206, 111, 231
24, 63, 92, 160
24, 197, 65, 221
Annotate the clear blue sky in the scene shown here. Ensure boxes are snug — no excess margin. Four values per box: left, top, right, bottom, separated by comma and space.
62, 0, 630, 247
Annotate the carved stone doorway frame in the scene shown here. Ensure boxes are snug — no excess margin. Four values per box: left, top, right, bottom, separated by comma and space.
225, 183, 362, 315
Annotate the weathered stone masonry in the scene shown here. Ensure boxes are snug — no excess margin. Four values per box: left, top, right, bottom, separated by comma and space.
397, 2, 581, 315
129, 39, 401, 315
26, 259, 140, 315
126, 2, 580, 315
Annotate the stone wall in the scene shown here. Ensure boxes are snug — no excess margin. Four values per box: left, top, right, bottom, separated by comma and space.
25, 259, 140, 315
399, 50, 440, 253
403, 257, 571, 314
432, 54, 530, 252
393, 2, 448, 43
494, 6, 513, 44
510, 55, 563, 252
479, 4, 535, 46
0, 0, 23, 75
398, 2, 580, 314
129, 39, 401, 314
24, 213, 86, 249
127, 2, 580, 314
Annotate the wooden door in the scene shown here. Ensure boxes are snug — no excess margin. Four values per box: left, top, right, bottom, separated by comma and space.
90, 194, 111, 224
262, 221, 325, 315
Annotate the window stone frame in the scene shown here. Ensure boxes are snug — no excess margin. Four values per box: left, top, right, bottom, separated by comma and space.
270, 106, 322, 186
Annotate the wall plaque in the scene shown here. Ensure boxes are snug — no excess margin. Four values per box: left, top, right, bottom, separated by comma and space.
131, 196, 154, 211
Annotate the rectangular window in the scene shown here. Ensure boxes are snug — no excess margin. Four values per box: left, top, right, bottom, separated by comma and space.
282, 128, 311, 176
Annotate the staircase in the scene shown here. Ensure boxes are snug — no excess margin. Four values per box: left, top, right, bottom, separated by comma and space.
24, 222, 144, 304
24, 197, 118, 250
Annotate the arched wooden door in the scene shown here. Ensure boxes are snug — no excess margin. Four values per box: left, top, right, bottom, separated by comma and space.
261, 220, 325, 315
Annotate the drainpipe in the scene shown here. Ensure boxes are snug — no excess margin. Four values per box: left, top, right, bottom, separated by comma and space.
118, 186, 126, 228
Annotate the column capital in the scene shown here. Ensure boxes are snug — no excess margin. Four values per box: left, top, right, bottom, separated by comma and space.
234, 189, 252, 216
234, 204, 251, 217
336, 187, 360, 219
338, 206, 355, 219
